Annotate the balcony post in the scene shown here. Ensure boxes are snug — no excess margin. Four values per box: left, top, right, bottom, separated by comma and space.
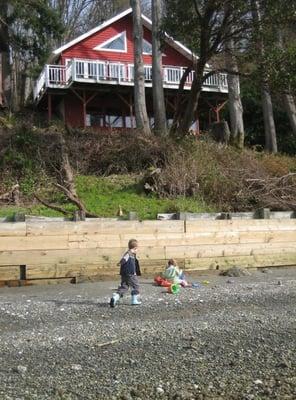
45, 65, 49, 86
72, 59, 76, 81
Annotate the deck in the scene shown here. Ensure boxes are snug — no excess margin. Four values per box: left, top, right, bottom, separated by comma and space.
34, 58, 228, 101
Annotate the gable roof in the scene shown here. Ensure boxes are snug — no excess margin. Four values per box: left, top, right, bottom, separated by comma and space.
53, 7, 196, 61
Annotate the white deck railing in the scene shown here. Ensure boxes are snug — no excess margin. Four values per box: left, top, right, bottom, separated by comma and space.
34, 59, 228, 100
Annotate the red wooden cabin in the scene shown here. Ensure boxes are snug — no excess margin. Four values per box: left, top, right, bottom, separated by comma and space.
34, 8, 228, 132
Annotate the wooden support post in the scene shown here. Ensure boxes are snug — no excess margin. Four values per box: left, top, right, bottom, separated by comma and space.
82, 90, 86, 128
19, 265, 26, 280
195, 118, 200, 135
128, 211, 138, 220
215, 108, 220, 122
206, 100, 228, 123
255, 208, 271, 219
166, 97, 176, 112
70, 88, 97, 128
48, 93, 52, 122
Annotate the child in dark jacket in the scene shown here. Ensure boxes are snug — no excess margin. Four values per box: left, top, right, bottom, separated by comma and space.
109, 239, 142, 307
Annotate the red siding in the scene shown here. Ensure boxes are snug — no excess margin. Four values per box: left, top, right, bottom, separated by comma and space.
61, 15, 191, 67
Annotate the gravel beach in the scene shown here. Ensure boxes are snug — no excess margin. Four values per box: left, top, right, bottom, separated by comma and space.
0, 267, 295, 400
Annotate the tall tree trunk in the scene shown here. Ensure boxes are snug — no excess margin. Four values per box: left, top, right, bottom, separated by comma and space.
225, 40, 245, 149
152, 0, 167, 135
252, 0, 277, 153
10, 53, 21, 112
179, 62, 205, 134
277, 31, 296, 136
169, 67, 192, 135
261, 82, 277, 152
0, 1, 11, 108
283, 93, 296, 136
130, 0, 151, 135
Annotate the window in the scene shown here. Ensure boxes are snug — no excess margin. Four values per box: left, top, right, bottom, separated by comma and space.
106, 115, 124, 128
94, 32, 127, 53
86, 113, 104, 127
143, 39, 152, 55
125, 116, 135, 128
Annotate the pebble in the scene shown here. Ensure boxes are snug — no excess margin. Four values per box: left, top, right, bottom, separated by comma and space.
253, 379, 263, 385
71, 364, 82, 371
15, 366, 27, 375
156, 387, 164, 395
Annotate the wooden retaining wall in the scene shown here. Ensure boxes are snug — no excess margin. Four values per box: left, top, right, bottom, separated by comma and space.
0, 219, 296, 286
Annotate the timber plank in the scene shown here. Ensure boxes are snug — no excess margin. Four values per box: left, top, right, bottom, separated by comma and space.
66, 230, 296, 249
25, 277, 75, 285
26, 220, 185, 236
0, 266, 20, 280
185, 253, 296, 270
26, 258, 182, 280
1, 229, 295, 253
0, 248, 124, 266
0, 223, 26, 237
0, 236, 69, 251
165, 242, 296, 259
0, 246, 166, 266
26, 264, 119, 279
186, 219, 296, 233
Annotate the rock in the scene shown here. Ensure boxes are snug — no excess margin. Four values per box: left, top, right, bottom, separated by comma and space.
261, 268, 271, 274
14, 366, 27, 375
253, 379, 263, 385
220, 266, 251, 277
156, 386, 164, 395
71, 364, 82, 371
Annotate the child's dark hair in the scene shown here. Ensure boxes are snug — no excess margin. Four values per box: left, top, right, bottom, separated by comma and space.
168, 258, 177, 266
128, 239, 138, 249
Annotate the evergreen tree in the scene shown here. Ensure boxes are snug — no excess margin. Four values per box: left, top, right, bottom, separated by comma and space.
0, 0, 63, 110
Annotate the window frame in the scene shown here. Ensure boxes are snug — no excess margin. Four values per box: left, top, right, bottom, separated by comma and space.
142, 39, 152, 55
94, 31, 127, 53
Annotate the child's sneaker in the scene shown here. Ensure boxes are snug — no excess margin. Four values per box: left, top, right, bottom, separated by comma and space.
109, 293, 120, 308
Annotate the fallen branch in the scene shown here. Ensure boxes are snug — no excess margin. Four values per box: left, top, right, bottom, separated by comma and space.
34, 131, 99, 219
53, 183, 98, 218
33, 193, 70, 216
244, 172, 296, 210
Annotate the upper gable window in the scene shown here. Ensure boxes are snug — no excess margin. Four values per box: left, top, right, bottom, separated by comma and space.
143, 39, 152, 55
94, 31, 127, 52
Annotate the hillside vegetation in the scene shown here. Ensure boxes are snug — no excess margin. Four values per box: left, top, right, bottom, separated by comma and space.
1, 115, 296, 219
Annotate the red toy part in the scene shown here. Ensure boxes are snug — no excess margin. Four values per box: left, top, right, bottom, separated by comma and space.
154, 276, 163, 285
154, 276, 171, 287
160, 279, 171, 287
